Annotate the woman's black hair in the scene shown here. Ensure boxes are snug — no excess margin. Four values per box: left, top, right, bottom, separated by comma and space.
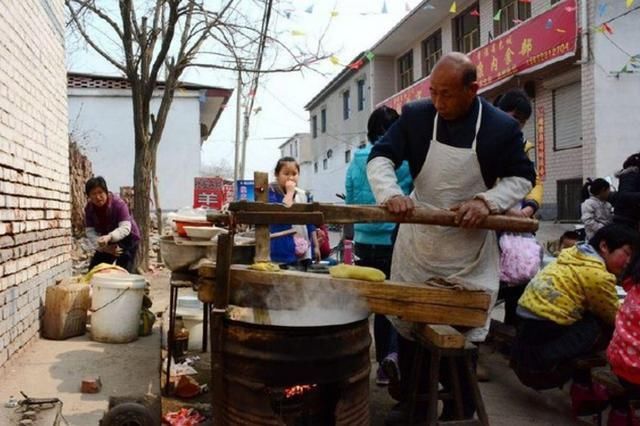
588, 224, 639, 255
85, 176, 108, 196
622, 152, 640, 170
495, 88, 532, 123
581, 178, 610, 201
367, 106, 400, 143
274, 156, 299, 174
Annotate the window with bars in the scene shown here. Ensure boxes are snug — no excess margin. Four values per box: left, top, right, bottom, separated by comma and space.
454, 4, 480, 53
311, 115, 317, 138
557, 178, 583, 222
422, 30, 442, 77
343, 90, 351, 120
553, 82, 582, 150
357, 80, 366, 111
321, 108, 327, 133
398, 50, 413, 90
493, 0, 531, 36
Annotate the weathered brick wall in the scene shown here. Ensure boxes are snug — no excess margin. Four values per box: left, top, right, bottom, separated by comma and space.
0, 1, 70, 368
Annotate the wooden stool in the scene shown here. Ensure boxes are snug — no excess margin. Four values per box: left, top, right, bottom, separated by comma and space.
406, 324, 489, 426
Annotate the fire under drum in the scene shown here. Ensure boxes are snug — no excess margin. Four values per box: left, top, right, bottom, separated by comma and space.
214, 314, 371, 426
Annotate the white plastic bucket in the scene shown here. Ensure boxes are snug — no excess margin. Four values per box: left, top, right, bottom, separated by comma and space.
90, 274, 146, 343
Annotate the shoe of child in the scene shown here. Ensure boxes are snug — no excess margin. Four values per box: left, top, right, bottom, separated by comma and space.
376, 366, 390, 386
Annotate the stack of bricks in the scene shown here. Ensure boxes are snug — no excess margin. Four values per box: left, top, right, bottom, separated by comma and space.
69, 140, 93, 237
0, 2, 71, 368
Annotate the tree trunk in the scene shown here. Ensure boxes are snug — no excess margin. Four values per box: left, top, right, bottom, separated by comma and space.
133, 142, 153, 272
152, 156, 162, 264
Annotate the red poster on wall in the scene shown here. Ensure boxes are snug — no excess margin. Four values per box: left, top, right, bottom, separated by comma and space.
194, 177, 234, 210
536, 106, 546, 181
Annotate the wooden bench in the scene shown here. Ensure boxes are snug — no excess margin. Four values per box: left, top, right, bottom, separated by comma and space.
405, 324, 489, 426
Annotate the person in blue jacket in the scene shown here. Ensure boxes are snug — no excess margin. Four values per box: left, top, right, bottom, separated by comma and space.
345, 105, 413, 386
269, 157, 319, 270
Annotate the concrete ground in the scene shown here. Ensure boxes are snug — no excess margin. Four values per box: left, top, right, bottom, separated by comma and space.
0, 221, 591, 425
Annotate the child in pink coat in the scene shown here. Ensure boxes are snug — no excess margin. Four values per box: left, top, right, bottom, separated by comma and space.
607, 252, 640, 425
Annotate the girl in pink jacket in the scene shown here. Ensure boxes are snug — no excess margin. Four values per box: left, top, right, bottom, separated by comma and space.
607, 253, 640, 425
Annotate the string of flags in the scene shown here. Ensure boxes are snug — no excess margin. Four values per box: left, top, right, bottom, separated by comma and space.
329, 51, 376, 71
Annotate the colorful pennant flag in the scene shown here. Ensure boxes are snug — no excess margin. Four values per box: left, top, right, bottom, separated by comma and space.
382, 0, 388, 14
449, 1, 457, 13
330, 56, 341, 65
602, 23, 614, 34
348, 59, 365, 70
365, 51, 376, 61
598, 3, 607, 16
493, 9, 502, 21
627, 0, 634, 8
330, 10, 339, 17
291, 30, 306, 36
470, 9, 480, 16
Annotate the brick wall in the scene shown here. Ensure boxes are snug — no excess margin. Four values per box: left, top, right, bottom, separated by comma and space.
0, 1, 70, 368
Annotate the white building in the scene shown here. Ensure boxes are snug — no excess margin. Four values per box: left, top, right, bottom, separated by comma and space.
306, 0, 640, 220
68, 72, 232, 210
277, 133, 314, 193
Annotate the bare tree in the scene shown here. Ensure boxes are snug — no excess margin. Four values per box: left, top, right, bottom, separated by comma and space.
66, 0, 330, 269
201, 158, 234, 180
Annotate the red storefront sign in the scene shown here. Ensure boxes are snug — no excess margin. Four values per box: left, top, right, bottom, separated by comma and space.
193, 176, 235, 210
382, 0, 577, 111
535, 106, 546, 180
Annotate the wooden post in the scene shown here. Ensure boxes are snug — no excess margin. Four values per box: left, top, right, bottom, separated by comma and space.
253, 171, 270, 263
211, 232, 233, 422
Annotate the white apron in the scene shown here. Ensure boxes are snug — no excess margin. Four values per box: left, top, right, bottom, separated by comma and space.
390, 102, 499, 342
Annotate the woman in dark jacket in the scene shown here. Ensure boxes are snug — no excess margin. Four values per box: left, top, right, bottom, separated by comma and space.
613, 153, 640, 230
84, 176, 140, 272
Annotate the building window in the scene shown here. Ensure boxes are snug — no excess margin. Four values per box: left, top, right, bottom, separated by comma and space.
293, 140, 298, 158
454, 4, 480, 53
553, 82, 582, 150
314, 161, 318, 173
345, 149, 351, 163
398, 50, 413, 90
357, 80, 365, 111
493, 0, 531, 36
422, 30, 442, 77
311, 115, 317, 138
323, 158, 328, 170
342, 90, 351, 120
320, 108, 327, 133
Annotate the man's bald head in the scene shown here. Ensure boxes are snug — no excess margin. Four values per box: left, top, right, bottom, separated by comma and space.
429, 53, 479, 120
432, 52, 477, 88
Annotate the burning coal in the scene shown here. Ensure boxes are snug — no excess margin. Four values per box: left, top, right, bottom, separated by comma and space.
284, 384, 317, 399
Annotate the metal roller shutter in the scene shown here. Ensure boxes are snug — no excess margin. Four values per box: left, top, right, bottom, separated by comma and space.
553, 82, 582, 150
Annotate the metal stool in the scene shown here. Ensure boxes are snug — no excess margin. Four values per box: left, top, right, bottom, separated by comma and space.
406, 325, 489, 426
164, 272, 210, 395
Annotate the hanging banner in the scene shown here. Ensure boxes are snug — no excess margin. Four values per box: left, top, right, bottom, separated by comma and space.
381, 0, 577, 111
536, 105, 546, 180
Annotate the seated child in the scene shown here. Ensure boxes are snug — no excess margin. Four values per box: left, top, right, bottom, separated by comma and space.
512, 224, 638, 391
606, 252, 640, 425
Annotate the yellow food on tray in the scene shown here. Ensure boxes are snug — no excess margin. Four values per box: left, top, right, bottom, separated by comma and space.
329, 264, 385, 282
248, 262, 281, 272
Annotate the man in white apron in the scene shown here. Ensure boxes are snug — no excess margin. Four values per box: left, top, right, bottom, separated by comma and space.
367, 53, 536, 423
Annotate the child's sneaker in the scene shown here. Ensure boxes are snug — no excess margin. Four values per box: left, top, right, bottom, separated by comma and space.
376, 367, 390, 386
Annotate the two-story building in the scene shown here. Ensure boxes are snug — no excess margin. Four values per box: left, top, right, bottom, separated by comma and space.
306, 0, 639, 220
277, 133, 314, 191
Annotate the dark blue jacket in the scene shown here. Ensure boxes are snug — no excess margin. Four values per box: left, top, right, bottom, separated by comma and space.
268, 185, 316, 264
368, 97, 536, 189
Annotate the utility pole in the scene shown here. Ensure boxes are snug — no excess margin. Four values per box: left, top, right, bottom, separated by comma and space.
233, 70, 242, 184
